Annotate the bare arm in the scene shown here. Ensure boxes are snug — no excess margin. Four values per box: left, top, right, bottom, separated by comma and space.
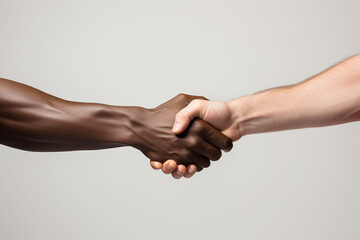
159, 55, 360, 177
0, 78, 232, 173
229, 54, 360, 137
0, 78, 136, 151
173, 54, 360, 141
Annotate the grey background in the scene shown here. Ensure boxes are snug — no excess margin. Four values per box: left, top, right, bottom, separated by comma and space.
0, 0, 359, 239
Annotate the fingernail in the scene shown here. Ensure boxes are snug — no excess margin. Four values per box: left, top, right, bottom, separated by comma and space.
167, 164, 174, 171
172, 123, 180, 132
188, 166, 195, 173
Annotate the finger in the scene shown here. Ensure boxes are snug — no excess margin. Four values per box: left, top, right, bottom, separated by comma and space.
222, 128, 241, 142
193, 139, 222, 161
192, 119, 233, 152
162, 160, 178, 174
171, 165, 186, 179
192, 155, 211, 170
150, 161, 163, 170
172, 99, 209, 134
183, 164, 197, 178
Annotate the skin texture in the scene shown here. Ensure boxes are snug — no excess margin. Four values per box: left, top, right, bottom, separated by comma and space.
156, 54, 360, 174
0, 78, 232, 176
131, 94, 232, 172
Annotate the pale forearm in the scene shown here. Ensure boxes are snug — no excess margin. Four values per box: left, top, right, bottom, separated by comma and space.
228, 54, 360, 136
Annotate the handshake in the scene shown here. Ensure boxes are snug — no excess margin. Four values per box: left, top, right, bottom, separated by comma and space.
0, 78, 240, 178
132, 93, 237, 179
0, 78, 240, 180
2, 55, 359, 179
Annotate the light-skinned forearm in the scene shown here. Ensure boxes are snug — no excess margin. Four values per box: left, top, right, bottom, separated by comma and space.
228, 54, 360, 137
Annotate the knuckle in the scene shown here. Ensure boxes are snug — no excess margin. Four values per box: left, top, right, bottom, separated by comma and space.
180, 150, 193, 162
177, 93, 190, 101
191, 120, 205, 133
190, 99, 201, 106
176, 93, 195, 105
190, 99, 204, 110
186, 136, 199, 148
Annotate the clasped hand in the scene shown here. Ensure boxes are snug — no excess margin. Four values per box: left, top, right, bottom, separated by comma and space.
134, 94, 233, 179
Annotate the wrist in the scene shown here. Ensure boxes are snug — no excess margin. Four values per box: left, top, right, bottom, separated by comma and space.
110, 106, 151, 148
68, 103, 150, 149
226, 96, 253, 138
227, 87, 298, 137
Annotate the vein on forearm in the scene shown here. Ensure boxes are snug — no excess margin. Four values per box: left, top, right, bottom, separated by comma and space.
0, 78, 137, 151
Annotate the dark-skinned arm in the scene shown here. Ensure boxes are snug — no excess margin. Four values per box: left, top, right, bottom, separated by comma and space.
0, 78, 232, 172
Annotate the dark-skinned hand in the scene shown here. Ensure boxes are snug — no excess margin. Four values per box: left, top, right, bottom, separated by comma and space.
132, 94, 233, 178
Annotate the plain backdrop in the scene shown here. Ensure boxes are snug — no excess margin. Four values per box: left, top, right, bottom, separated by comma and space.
1, 0, 360, 239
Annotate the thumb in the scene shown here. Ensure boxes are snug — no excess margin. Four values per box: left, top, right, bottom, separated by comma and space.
222, 128, 241, 142
172, 99, 208, 134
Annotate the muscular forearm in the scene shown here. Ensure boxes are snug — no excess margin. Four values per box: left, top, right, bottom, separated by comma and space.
0, 78, 142, 151
228, 54, 360, 136
0, 79, 231, 173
